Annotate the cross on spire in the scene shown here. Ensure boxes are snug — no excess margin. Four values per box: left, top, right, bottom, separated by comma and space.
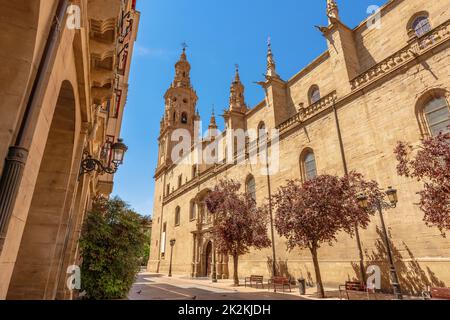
181, 42, 188, 52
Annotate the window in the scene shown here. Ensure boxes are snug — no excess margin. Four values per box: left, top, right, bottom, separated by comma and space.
181, 112, 188, 124
257, 122, 266, 154
424, 97, 450, 136
192, 165, 197, 179
309, 86, 321, 104
175, 206, 181, 226
301, 150, 317, 181
412, 16, 431, 37
166, 184, 170, 196
190, 200, 196, 220
246, 175, 256, 201
178, 175, 182, 188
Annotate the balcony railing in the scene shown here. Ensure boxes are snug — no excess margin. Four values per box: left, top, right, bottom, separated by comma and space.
277, 91, 337, 133
351, 19, 450, 91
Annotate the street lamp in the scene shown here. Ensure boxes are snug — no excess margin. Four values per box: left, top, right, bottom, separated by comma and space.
79, 138, 128, 178
357, 186, 403, 300
211, 213, 218, 283
168, 238, 176, 277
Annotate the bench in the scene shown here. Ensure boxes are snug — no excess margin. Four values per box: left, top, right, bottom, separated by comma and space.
422, 287, 450, 300
268, 276, 292, 293
244, 275, 264, 289
339, 281, 371, 300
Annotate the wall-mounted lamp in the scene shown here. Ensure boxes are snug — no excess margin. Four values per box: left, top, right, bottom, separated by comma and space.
79, 138, 128, 178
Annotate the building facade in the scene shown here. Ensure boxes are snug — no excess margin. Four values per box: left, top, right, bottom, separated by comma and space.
148, 0, 450, 293
0, 0, 140, 299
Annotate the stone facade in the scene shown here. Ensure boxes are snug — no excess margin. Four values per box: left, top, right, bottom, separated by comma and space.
148, 0, 450, 294
0, 0, 139, 299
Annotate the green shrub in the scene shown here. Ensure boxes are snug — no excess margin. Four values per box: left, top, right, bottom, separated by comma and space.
79, 196, 146, 300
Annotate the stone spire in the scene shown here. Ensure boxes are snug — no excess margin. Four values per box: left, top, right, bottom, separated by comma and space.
228, 65, 247, 112
207, 107, 218, 139
266, 38, 280, 79
173, 46, 191, 88
327, 0, 340, 22
208, 108, 217, 130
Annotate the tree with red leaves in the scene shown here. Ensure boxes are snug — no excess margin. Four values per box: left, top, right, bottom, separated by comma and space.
395, 132, 450, 236
205, 179, 271, 286
272, 173, 381, 298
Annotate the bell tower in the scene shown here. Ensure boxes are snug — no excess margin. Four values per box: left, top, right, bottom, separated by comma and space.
156, 47, 199, 172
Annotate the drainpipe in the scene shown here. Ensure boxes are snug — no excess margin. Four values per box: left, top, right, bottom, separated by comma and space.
332, 99, 366, 283
156, 172, 167, 273
265, 134, 277, 277
0, 0, 70, 253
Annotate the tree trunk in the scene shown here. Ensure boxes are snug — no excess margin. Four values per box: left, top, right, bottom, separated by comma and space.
354, 222, 366, 283
310, 246, 325, 298
232, 254, 239, 286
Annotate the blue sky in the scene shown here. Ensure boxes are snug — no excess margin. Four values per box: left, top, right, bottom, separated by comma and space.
113, 0, 387, 216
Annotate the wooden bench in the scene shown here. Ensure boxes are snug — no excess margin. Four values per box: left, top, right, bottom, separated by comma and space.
268, 276, 292, 292
244, 275, 264, 289
339, 281, 371, 300
423, 287, 450, 300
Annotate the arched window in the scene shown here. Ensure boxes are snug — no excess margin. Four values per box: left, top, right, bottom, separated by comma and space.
175, 206, 181, 226
192, 165, 197, 179
411, 16, 431, 37
423, 97, 450, 136
189, 201, 196, 220
309, 86, 321, 104
173, 112, 176, 122
300, 149, 317, 181
181, 112, 188, 124
257, 122, 266, 154
246, 175, 256, 201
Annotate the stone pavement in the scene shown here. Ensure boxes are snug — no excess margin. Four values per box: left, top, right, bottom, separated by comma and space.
129, 272, 423, 300
128, 272, 335, 300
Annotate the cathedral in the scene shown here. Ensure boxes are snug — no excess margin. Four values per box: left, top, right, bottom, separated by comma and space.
148, 0, 450, 292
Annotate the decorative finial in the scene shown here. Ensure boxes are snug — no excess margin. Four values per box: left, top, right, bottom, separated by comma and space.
209, 105, 217, 129
179, 42, 188, 61
266, 37, 279, 79
234, 64, 241, 82
327, 0, 339, 22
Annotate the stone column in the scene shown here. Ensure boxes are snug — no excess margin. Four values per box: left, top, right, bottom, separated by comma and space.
191, 233, 196, 277
0, 147, 28, 253
194, 236, 201, 277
